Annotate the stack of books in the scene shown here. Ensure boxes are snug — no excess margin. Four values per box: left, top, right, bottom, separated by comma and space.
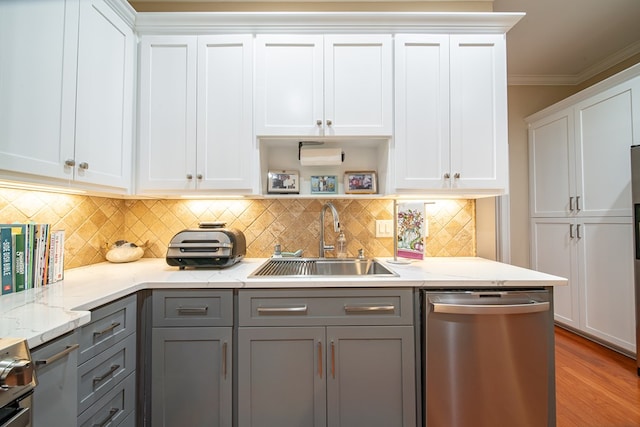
1, 223, 65, 295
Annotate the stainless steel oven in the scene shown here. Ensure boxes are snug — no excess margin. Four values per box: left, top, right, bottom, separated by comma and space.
0, 338, 36, 427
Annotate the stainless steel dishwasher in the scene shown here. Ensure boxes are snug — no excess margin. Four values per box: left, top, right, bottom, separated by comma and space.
422, 289, 555, 427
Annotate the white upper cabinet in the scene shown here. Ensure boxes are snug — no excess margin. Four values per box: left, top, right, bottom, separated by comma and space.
0, 0, 135, 193
393, 34, 508, 194
255, 34, 392, 137
137, 35, 256, 194
529, 75, 640, 217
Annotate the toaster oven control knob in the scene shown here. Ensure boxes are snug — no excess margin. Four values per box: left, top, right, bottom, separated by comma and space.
0, 358, 34, 389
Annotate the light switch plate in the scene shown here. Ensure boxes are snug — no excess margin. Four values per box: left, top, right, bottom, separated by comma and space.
375, 220, 394, 238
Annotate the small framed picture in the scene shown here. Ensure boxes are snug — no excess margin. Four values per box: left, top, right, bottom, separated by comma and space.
310, 175, 338, 194
267, 170, 300, 194
344, 171, 377, 194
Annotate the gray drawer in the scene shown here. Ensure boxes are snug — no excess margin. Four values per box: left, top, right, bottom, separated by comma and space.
78, 333, 136, 414
153, 289, 233, 327
78, 372, 135, 427
79, 294, 136, 365
238, 288, 414, 326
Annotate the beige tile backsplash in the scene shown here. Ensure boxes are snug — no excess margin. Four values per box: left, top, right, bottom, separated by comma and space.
0, 188, 475, 269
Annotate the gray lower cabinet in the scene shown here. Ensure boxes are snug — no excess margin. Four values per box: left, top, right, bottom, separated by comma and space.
77, 294, 137, 426
151, 289, 233, 427
237, 288, 416, 427
31, 330, 80, 427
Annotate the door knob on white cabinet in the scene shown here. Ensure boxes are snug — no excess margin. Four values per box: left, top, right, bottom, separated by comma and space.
186, 174, 193, 180
78, 162, 89, 170
65, 159, 76, 167
444, 173, 450, 179
326, 120, 332, 126
454, 172, 460, 179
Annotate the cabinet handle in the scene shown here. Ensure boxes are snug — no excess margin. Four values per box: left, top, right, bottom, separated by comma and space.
316, 119, 322, 126
344, 304, 395, 313
576, 224, 582, 239
317, 341, 323, 378
569, 224, 574, 239
176, 306, 208, 315
35, 344, 79, 366
257, 305, 308, 315
93, 408, 118, 427
330, 340, 335, 379
92, 364, 120, 387
197, 174, 203, 180
186, 174, 193, 180
453, 172, 460, 179
78, 162, 89, 170
443, 173, 450, 179
569, 197, 574, 212
222, 342, 227, 379
576, 196, 581, 211
326, 119, 332, 126
64, 159, 76, 167
93, 322, 120, 339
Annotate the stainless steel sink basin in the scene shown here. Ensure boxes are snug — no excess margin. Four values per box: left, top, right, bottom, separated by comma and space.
249, 258, 397, 278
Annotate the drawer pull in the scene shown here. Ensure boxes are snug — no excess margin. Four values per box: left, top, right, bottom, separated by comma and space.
92, 364, 120, 387
344, 304, 395, 313
93, 322, 121, 339
176, 306, 209, 315
330, 340, 336, 379
93, 408, 118, 427
35, 344, 79, 366
317, 341, 323, 379
222, 342, 228, 379
257, 305, 308, 315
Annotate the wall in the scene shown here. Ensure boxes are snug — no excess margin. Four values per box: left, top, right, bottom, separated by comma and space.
0, 188, 476, 269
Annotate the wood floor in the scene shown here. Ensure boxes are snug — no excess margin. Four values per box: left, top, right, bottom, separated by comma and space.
555, 326, 640, 427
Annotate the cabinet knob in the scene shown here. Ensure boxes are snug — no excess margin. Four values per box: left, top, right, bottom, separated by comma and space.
444, 173, 450, 179
186, 174, 193, 180
454, 172, 460, 179
326, 120, 332, 126
64, 159, 76, 167
197, 174, 203, 180
316, 119, 322, 126
78, 162, 89, 170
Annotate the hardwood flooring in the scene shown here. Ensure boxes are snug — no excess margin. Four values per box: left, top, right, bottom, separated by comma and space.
555, 326, 640, 427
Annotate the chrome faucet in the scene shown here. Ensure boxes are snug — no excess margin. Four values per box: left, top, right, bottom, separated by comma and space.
319, 202, 340, 258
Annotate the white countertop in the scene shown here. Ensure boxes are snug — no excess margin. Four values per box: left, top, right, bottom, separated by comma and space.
0, 257, 566, 349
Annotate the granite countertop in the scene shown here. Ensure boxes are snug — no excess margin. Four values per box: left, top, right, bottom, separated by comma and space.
0, 257, 566, 348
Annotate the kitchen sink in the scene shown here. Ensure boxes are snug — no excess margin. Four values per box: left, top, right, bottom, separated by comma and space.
248, 258, 398, 278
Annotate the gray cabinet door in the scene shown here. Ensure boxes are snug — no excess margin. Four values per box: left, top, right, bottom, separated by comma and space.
237, 327, 326, 427
31, 331, 79, 427
326, 326, 416, 427
152, 327, 232, 427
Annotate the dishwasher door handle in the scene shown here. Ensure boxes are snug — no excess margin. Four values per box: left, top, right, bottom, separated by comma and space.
432, 301, 549, 315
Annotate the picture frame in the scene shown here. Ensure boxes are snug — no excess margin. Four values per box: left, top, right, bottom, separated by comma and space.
310, 175, 338, 194
344, 171, 377, 194
267, 170, 300, 194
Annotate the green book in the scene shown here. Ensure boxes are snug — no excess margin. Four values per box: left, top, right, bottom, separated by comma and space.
14, 233, 26, 292
1, 227, 13, 295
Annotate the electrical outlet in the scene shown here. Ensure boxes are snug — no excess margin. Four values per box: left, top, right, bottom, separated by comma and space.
375, 220, 394, 238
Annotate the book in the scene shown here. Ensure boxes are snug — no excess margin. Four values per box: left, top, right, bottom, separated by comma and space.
1, 227, 13, 294
0, 224, 27, 292
50, 230, 65, 283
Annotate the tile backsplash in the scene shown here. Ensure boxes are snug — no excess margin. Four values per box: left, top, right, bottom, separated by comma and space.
0, 188, 475, 269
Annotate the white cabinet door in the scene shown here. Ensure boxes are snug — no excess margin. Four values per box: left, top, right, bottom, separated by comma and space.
578, 217, 635, 353
197, 35, 255, 192
0, 0, 79, 180
323, 35, 392, 136
450, 34, 508, 191
254, 35, 324, 136
573, 80, 639, 217
254, 34, 392, 137
528, 108, 576, 217
74, 0, 134, 191
138, 36, 198, 192
530, 218, 580, 329
393, 34, 450, 190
